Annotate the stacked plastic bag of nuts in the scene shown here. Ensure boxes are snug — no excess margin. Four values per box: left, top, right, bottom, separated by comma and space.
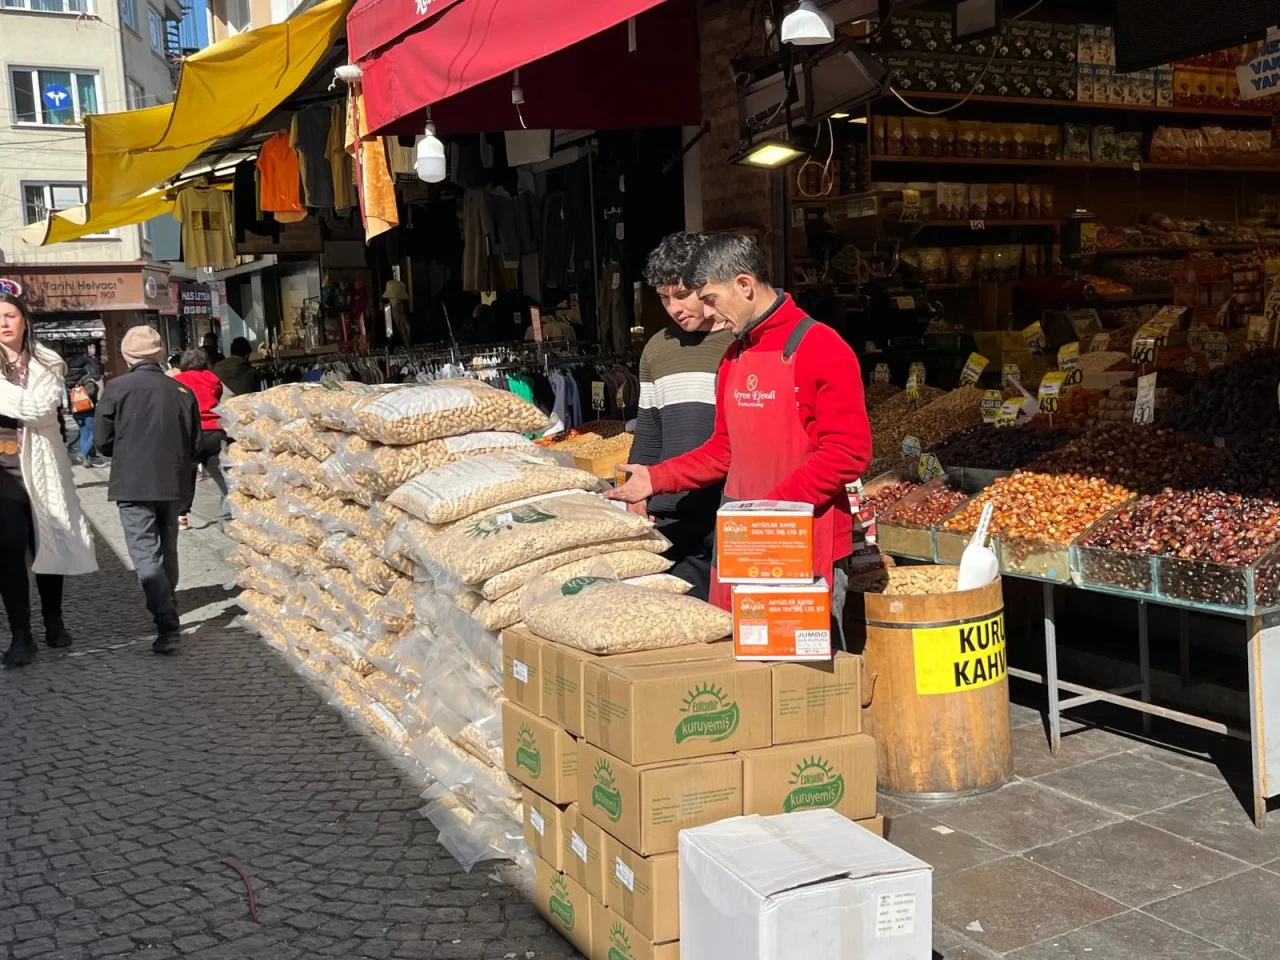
218, 378, 703, 876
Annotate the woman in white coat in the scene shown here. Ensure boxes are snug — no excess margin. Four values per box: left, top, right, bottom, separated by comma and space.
0, 292, 97, 667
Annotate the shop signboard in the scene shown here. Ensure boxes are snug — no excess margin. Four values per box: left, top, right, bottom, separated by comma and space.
1237, 28, 1280, 100
4, 264, 171, 312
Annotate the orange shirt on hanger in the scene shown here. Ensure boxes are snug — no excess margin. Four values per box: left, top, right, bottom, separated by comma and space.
257, 130, 304, 213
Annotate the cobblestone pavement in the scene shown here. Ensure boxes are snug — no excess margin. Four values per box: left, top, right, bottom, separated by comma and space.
1, 469, 580, 960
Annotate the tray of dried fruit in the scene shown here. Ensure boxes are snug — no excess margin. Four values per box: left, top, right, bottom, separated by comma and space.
1073, 487, 1280, 614
877, 468, 1005, 564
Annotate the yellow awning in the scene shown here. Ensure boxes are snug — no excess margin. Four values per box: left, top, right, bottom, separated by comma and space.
31, 0, 350, 246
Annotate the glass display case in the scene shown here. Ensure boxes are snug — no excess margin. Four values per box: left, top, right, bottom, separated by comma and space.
996, 536, 1075, 584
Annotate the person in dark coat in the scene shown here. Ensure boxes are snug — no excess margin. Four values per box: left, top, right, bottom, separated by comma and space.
213, 337, 258, 397
94, 326, 201, 655
64, 343, 104, 467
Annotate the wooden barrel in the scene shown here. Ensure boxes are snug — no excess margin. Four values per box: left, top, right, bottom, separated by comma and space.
862, 573, 1011, 798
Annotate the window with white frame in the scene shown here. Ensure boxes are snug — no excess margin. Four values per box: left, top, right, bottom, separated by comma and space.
126, 78, 145, 110
21, 182, 113, 237
118, 0, 137, 30
147, 5, 165, 55
2, 0, 90, 13
8, 67, 99, 125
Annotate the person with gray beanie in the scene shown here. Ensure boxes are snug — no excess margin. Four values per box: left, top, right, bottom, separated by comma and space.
94, 325, 201, 654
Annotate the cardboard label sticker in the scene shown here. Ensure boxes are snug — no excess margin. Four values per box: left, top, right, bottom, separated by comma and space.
994, 399, 1021, 427
872, 363, 891, 383
1058, 341, 1080, 371
1038, 371, 1067, 415
614, 858, 635, 892
876, 890, 918, 938
513, 659, 529, 683
570, 831, 588, 864
529, 808, 546, 836
1202, 331, 1229, 363
913, 613, 1007, 695
1131, 334, 1157, 365
1079, 221, 1099, 256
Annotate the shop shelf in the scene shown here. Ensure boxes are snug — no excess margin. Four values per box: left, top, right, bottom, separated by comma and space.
889, 90, 1275, 120
1095, 244, 1263, 255
995, 536, 1074, 584
870, 155, 1280, 175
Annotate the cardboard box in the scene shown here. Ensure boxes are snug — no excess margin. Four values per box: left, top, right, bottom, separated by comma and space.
732, 579, 831, 661
740, 734, 877, 821
716, 500, 814, 584
603, 833, 679, 944
770, 653, 862, 744
502, 627, 544, 716
534, 857, 593, 957
583, 659, 771, 765
542, 640, 734, 737
523, 790, 568, 871
591, 900, 679, 960
680, 810, 933, 960
561, 803, 609, 904
578, 741, 743, 856
502, 701, 578, 804
856, 813, 885, 838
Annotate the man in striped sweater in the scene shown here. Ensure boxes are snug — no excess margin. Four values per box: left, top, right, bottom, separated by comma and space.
629, 233, 733, 600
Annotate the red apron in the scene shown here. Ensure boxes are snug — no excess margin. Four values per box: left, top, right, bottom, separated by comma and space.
709, 318, 836, 610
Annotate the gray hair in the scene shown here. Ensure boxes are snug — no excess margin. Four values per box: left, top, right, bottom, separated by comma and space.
643, 232, 706, 288
689, 233, 771, 288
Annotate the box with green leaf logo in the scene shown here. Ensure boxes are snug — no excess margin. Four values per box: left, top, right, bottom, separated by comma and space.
583, 660, 771, 765
602, 833, 680, 944
578, 741, 743, 856
739, 734, 876, 821
502, 701, 578, 804
523, 790, 568, 871
534, 857, 593, 956
591, 899, 679, 960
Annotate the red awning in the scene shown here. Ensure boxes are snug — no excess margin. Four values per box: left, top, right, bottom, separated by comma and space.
352, 0, 692, 135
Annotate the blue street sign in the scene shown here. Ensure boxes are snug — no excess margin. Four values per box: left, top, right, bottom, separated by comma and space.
42, 84, 71, 111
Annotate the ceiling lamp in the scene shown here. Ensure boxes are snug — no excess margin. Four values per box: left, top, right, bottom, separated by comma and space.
780, 1, 835, 46
416, 108, 446, 183
731, 138, 808, 169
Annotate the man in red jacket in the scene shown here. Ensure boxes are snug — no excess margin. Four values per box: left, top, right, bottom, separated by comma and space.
609, 233, 872, 625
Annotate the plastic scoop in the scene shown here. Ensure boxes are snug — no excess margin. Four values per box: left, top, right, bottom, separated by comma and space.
957, 501, 999, 591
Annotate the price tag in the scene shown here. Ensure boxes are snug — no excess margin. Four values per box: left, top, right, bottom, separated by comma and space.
893, 295, 917, 310
900, 188, 921, 222
901, 436, 922, 458
872, 363, 891, 384
1133, 372, 1157, 424
980, 389, 1004, 423
1002, 363, 1021, 388
1187, 325, 1208, 349
1022, 321, 1047, 352
969, 219, 986, 230
1038, 371, 1067, 415
1130, 334, 1158, 365
1058, 341, 1080, 371
995, 399, 1022, 427
1087, 333, 1111, 353
908, 361, 927, 384
591, 381, 605, 410
958, 352, 989, 387
1202, 331, 1229, 364
1263, 275, 1280, 330
906, 374, 919, 400
1247, 314, 1270, 346
512, 659, 528, 684
530, 306, 543, 342
1079, 221, 1099, 256
918, 453, 944, 482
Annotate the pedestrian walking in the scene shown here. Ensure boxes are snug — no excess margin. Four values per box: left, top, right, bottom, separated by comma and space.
213, 336, 259, 396
94, 326, 201, 655
172, 347, 229, 530
201, 332, 225, 368
65, 342, 105, 467
0, 292, 97, 667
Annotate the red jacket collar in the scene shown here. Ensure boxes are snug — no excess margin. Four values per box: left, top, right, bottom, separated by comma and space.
736, 292, 806, 348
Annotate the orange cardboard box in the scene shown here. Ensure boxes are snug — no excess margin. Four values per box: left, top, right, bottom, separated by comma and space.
732, 579, 832, 661
591, 899, 679, 960
716, 500, 814, 583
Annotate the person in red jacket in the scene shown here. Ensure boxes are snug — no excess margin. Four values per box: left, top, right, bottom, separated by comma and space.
172, 347, 228, 530
608, 233, 872, 634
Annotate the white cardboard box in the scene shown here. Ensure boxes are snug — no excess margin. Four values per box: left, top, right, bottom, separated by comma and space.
678, 810, 933, 960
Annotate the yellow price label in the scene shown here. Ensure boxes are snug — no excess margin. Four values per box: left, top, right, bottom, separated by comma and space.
1002, 363, 1021, 388
1058, 341, 1080, 370
913, 613, 1007, 695
1087, 333, 1111, 353
906, 376, 920, 400
958, 352, 990, 388
1079, 222, 1099, 256
901, 435, 922, 458
918, 453, 944, 482
1131, 335, 1157, 365
994, 400, 1022, 427
1202, 331, 1229, 362
1038, 371, 1067, 414
1022, 321, 1047, 352
980, 389, 1004, 423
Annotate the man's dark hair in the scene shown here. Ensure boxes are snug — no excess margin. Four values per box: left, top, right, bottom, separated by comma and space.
179, 347, 209, 372
229, 336, 252, 358
643, 232, 705, 288
689, 233, 771, 288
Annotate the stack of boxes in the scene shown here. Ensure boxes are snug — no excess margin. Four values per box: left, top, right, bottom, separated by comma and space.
503, 598, 877, 956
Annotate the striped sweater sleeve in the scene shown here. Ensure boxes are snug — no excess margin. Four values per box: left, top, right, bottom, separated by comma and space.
631, 344, 662, 466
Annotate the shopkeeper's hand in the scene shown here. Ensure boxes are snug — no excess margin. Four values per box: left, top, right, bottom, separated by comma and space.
626, 498, 650, 520
607, 464, 653, 505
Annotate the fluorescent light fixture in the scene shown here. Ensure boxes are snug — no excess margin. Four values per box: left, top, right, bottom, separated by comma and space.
831, 111, 850, 119
732, 138, 808, 168
781, 1, 835, 45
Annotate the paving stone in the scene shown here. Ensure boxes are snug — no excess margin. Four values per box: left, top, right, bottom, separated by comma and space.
1024, 819, 1246, 906
1146, 868, 1280, 959
1139, 788, 1280, 864
924, 780, 1118, 854
1011, 724, 1136, 779
1004, 909, 1238, 959
1035, 752, 1225, 817
881, 813, 1005, 878
934, 858, 1124, 953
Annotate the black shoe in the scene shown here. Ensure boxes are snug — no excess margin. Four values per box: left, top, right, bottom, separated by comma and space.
44, 622, 73, 649
2, 630, 37, 667
152, 634, 180, 655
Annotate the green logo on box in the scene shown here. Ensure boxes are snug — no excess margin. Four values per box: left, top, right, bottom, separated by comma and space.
674, 682, 740, 744
515, 724, 542, 779
591, 758, 622, 822
608, 923, 635, 960
548, 874, 575, 930
784, 756, 844, 812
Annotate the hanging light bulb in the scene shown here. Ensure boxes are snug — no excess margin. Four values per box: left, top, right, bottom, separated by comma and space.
780, 1, 835, 45
416, 107, 446, 183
